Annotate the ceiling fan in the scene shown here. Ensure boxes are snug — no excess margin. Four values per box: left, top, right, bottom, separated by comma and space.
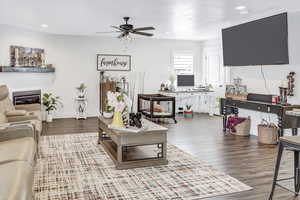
96, 17, 155, 38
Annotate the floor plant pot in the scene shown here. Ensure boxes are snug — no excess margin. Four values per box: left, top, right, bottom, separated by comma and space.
46, 112, 53, 122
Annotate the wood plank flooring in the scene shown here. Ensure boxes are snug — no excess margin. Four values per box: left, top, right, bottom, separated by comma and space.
42, 114, 298, 200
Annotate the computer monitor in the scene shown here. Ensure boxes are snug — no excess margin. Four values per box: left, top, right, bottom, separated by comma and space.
177, 75, 194, 87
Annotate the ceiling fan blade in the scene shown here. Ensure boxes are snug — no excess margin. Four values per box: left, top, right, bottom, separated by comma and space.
96, 31, 121, 34
131, 31, 154, 37
111, 25, 125, 31
132, 27, 155, 32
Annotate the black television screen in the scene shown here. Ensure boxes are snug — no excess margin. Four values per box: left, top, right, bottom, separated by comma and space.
222, 12, 289, 66
177, 75, 194, 87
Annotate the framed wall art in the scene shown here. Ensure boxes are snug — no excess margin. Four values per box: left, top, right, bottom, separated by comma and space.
97, 54, 131, 71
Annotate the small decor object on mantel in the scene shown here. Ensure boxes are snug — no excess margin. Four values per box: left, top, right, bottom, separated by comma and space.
42, 93, 63, 122
97, 54, 131, 71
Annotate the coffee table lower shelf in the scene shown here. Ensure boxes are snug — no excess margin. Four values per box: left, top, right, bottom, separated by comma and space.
99, 139, 168, 170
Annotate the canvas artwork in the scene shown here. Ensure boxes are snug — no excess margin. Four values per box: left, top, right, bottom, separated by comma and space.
10, 46, 45, 67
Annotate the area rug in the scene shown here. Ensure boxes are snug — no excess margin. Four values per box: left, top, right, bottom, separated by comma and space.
34, 133, 252, 200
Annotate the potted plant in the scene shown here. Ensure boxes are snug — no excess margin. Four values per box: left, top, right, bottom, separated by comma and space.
103, 102, 114, 119
42, 93, 62, 122
76, 83, 87, 98
184, 104, 193, 117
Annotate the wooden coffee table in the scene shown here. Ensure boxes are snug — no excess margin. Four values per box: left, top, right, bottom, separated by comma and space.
98, 116, 168, 169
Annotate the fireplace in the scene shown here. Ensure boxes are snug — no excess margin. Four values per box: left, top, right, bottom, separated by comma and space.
12, 90, 41, 105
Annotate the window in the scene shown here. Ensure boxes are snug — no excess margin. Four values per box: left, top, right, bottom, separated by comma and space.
173, 53, 194, 75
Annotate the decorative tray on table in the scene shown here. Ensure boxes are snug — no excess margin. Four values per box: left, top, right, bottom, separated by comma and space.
108, 124, 148, 133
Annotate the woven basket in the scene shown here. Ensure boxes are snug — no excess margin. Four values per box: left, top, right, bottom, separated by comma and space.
231, 117, 251, 136
258, 124, 278, 145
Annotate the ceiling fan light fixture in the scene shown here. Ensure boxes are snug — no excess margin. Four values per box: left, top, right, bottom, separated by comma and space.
40, 24, 48, 28
121, 33, 134, 41
235, 5, 246, 10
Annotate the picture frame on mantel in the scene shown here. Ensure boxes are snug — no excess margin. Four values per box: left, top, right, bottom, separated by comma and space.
97, 54, 131, 71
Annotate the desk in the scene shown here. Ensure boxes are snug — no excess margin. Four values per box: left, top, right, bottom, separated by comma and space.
159, 90, 216, 115
221, 98, 300, 137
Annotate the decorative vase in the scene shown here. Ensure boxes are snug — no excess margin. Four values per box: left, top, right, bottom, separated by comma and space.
46, 112, 53, 122
103, 112, 113, 119
111, 111, 124, 128
170, 83, 176, 91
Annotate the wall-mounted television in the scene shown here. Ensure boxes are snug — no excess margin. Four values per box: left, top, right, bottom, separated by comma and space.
177, 75, 194, 87
222, 12, 289, 66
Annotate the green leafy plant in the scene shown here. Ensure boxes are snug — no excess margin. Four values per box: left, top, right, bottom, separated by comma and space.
104, 101, 114, 113
42, 93, 63, 113
76, 83, 87, 91
186, 104, 192, 111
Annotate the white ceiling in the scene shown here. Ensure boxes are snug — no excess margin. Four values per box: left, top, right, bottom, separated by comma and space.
0, 0, 300, 40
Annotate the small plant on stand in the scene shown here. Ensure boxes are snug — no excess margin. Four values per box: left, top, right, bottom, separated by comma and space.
42, 93, 63, 122
76, 83, 87, 98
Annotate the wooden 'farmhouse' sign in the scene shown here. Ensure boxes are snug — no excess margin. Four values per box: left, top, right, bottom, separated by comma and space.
97, 54, 131, 71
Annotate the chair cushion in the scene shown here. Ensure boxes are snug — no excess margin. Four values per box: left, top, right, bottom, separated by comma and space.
0, 161, 33, 200
0, 113, 7, 124
280, 136, 300, 146
0, 86, 15, 115
0, 137, 36, 165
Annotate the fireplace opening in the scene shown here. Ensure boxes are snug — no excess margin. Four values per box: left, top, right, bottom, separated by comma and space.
12, 90, 41, 105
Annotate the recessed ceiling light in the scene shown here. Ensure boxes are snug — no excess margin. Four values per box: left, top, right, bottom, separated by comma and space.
240, 10, 249, 14
235, 6, 246, 10
40, 24, 48, 28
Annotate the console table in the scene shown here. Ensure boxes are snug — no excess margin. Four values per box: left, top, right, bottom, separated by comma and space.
221, 98, 300, 137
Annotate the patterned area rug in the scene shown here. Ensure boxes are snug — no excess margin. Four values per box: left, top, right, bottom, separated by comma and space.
34, 133, 252, 200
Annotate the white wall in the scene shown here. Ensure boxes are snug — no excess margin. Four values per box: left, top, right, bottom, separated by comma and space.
0, 25, 202, 118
